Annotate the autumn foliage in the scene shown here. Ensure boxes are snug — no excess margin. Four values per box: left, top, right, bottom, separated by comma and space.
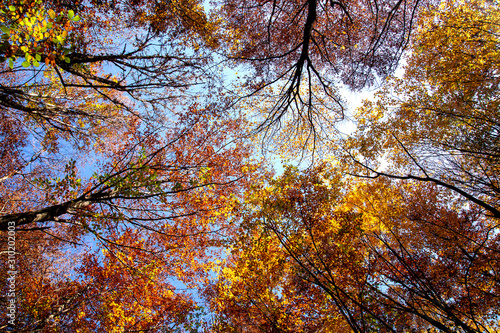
0, 0, 499, 332
207, 165, 500, 332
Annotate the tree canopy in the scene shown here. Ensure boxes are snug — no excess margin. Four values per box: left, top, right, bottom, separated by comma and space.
0, 0, 498, 332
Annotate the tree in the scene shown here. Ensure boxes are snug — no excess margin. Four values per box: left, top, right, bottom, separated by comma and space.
0, 0, 82, 68
0, 102, 266, 330
0, 0, 233, 240
0, 0, 221, 145
0, 0, 268, 331
204, 165, 365, 332
205, 165, 500, 332
215, 0, 429, 152
345, 0, 500, 217
205, 1, 500, 331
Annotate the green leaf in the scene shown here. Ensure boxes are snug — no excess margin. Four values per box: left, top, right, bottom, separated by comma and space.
0, 26, 9, 34
32, 60, 40, 67
35, 53, 41, 61
9, 5, 15, 11
64, 57, 70, 63
21, 61, 30, 68
73, 15, 81, 22
68, 10, 75, 19
8, 57, 13, 69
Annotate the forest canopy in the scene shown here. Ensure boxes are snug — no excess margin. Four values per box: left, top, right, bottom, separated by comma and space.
0, 0, 498, 332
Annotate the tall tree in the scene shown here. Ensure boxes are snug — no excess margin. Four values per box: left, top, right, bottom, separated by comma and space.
205, 165, 500, 332
345, 0, 500, 216
0, 103, 266, 330
205, 1, 500, 331
215, 0, 428, 152
0, 0, 268, 331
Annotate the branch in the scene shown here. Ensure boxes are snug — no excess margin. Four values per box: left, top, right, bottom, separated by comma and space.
348, 158, 500, 219
0, 189, 119, 231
